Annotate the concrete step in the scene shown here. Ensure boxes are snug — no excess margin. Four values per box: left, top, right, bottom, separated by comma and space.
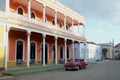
2, 65, 64, 77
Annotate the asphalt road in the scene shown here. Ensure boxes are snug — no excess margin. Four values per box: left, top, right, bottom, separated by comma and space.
15, 60, 120, 80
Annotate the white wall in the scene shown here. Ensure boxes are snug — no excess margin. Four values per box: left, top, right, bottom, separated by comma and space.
87, 43, 102, 62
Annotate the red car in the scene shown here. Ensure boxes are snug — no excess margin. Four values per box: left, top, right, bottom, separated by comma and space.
64, 59, 87, 71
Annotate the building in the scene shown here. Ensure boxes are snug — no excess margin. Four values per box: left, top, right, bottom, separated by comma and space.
114, 43, 120, 59
99, 42, 114, 59
0, 0, 86, 70
86, 42, 102, 62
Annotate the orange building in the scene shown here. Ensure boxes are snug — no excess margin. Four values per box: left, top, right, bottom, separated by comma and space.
0, 0, 86, 70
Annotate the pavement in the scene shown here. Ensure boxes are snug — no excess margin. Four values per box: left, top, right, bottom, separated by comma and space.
0, 64, 64, 80
14, 60, 120, 80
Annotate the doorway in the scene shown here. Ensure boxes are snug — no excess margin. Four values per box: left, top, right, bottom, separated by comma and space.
41, 43, 48, 64
30, 42, 36, 64
52, 44, 55, 64
16, 40, 23, 65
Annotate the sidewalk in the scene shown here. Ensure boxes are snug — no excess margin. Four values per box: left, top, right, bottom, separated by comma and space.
2, 64, 64, 77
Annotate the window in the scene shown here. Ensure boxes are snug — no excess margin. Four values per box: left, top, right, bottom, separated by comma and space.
31, 12, 35, 19
52, 20, 55, 25
59, 23, 62, 28
18, 7, 23, 15
66, 25, 69, 30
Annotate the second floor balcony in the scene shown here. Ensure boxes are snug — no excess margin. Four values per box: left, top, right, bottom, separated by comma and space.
0, 0, 86, 41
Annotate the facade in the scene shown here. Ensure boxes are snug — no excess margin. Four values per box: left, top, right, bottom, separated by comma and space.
86, 42, 102, 62
0, 0, 86, 70
99, 43, 114, 59
74, 43, 87, 61
114, 43, 120, 59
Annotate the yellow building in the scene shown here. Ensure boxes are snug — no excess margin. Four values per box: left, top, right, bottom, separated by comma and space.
0, 0, 86, 71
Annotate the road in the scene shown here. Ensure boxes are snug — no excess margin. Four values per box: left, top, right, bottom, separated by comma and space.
15, 60, 120, 80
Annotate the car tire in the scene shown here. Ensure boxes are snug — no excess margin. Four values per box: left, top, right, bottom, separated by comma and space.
65, 68, 68, 71
76, 66, 80, 71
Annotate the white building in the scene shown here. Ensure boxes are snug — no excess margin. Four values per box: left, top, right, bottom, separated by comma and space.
86, 42, 102, 62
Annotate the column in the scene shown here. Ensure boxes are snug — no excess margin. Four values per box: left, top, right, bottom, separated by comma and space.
79, 42, 81, 59
64, 15, 66, 30
78, 23, 80, 35
5, 26, 10, 70
64, 39, 67, 63
28, 0, 31, 21
55, 11, 57, 27
27, 31, 31, 67
42, 34, 46, 66
5, 0, 10, 17
43, 5, 46, 25
72, 19, 74, 32
55, 36, 58, 65
72, 40, 74, 59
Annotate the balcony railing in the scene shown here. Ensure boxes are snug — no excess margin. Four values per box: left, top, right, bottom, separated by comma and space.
0, 11, 85, 40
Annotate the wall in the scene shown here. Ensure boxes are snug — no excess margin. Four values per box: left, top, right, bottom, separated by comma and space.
0, 25, 5, 70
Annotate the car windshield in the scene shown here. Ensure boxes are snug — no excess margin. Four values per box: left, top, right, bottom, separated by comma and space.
67, 59, 84, 62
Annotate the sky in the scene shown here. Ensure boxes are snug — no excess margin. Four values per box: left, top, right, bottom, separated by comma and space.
59, 0, 120, 45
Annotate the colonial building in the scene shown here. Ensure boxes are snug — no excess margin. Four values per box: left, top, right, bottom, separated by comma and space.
0, 0, 86, 70
86, 42, 102, 62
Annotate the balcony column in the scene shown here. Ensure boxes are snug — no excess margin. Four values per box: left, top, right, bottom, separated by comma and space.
55, 11, 57, 27
5, 0, 10, 17
28, 0, 31, 21
43, 5, 46, 25
72, 40, 75, 60
64, 39, 67, 63
64, 15, 66, 30
55, 36, 58, 65
78, 23, 80, 35
72, 19, 74, 31
42, 34, 46, 66
27, 31, 31, 67
5, 26, 10, 70
79, 42, 81, 59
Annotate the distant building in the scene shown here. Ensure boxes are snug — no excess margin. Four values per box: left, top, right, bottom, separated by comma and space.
99, 43, 114, 59
114, 43, 120, 59
86, 42, 102, 62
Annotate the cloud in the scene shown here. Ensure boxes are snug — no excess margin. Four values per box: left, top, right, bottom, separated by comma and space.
59, 0, 120, 26
59, 0, 120, 44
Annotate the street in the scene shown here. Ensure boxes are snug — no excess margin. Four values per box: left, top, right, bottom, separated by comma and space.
15, 60, 120, 80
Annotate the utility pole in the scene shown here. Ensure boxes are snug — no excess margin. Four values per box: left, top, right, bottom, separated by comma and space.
112, 39, 114, 59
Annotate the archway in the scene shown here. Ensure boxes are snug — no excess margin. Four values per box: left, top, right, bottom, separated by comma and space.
67, 47, 69, 59
41, 44, 48, 64
60, 46, 64, 59
30, 42, 36, 64
18, 7, 23, 15
102, 48, 108, 59
16, 40, 23, 65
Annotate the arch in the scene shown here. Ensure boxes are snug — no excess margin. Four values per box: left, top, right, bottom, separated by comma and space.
66, 25, 69, 30
16, 40, 24, 65
17, 7, 24, 15
102, 48, 108, 59
31, 12, 36, 19
59, 22, 62, 28
30, 41, 37, 64
67, 46, 70, 59
60, 45, 64, 59
52, 19, 55, 25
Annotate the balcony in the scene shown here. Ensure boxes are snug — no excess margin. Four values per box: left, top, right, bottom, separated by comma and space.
0, 11, 85, 41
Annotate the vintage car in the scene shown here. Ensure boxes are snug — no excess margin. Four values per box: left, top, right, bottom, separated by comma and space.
64, 59, 87, 71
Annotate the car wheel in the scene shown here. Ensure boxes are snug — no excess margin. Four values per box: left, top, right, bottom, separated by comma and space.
65, 68, 68, 71
84, 66, 86, 69
76, 66, 79, 71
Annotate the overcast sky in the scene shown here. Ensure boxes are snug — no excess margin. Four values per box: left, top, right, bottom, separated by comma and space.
59, 0, 120, 45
